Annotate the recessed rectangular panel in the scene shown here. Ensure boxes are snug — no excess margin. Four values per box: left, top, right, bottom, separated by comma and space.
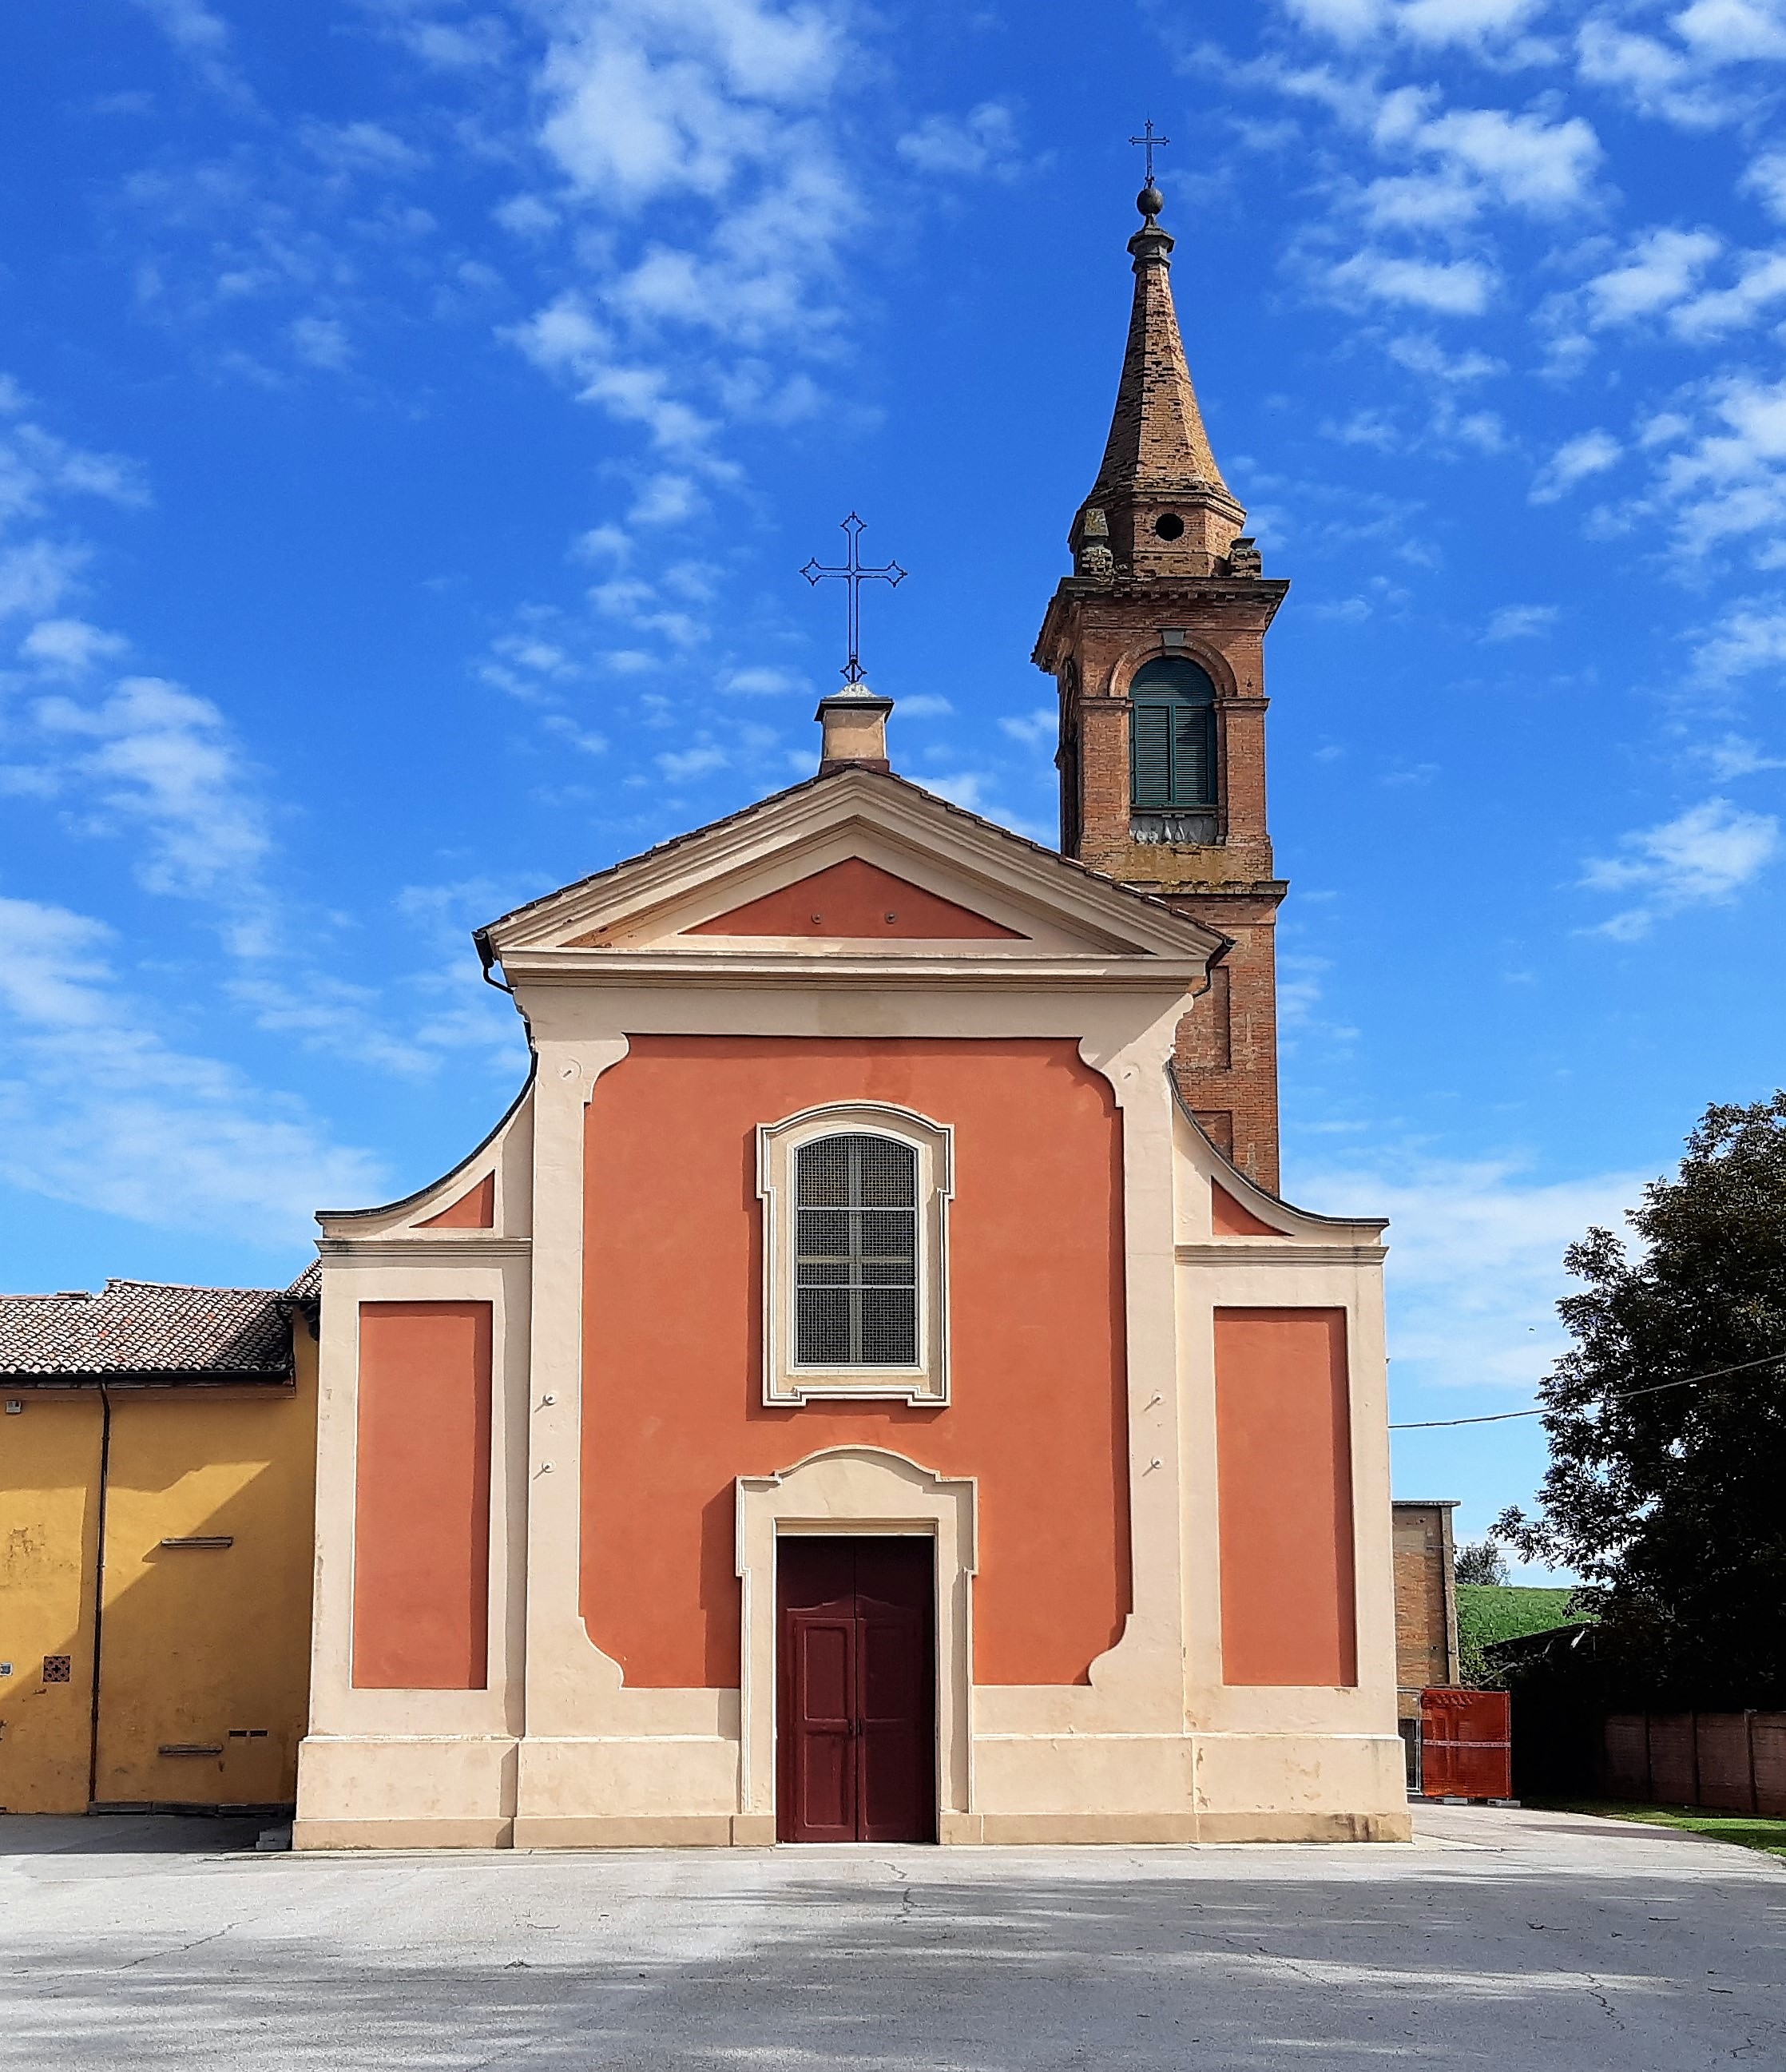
1214, 1308, 1357, 1688
789, 1616, 855, 1841
351, 1301, 492, 1690
859, 1605, 931, 1844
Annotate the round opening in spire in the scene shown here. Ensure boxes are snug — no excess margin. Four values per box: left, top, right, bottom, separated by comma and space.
1153, 513, 1185, 541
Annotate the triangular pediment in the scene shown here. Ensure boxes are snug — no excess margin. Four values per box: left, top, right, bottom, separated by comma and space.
480, 769, 1228, 970
685, 859, 1026, 942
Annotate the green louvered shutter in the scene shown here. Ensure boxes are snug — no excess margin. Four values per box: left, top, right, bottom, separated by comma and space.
1130, 701, 1173, 808
1174, 700, 1216, 806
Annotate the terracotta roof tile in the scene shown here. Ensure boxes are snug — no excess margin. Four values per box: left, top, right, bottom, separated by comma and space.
0, 1276, 304, 1383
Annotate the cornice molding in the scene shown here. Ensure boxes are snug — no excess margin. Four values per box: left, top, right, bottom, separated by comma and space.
498, 950, 1209, 990
1176, 1241, 1387, 1265
317, 1237, 534, 1263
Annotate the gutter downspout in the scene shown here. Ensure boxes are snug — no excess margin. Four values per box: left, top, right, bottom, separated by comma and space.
473, 927, 514, 996
85, 1383, 113, 1811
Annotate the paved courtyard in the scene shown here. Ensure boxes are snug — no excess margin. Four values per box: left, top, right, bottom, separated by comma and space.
1, 1804, 1780, 2069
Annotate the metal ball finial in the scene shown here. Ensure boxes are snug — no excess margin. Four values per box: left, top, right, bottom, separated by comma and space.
1137, 181, 1165, 223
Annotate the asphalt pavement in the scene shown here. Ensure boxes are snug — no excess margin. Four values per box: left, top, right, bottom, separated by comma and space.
1, 1803, 1779, 2069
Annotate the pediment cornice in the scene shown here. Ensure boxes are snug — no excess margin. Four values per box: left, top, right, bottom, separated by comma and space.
480, 770, 1228, 969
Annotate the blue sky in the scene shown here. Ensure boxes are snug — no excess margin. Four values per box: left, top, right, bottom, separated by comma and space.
5, 0, 1785, 1569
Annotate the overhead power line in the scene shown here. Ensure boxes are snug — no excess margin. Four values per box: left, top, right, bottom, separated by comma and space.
1388, 1348, 1786, 1431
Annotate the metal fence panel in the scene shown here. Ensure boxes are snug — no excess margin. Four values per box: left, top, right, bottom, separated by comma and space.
1421, 1689, 1511, 1800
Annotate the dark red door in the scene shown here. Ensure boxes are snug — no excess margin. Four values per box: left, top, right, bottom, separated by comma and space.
777, 1537, 935, 1843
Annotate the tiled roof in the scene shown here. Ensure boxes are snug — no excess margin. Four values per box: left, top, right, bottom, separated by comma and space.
0, 1268, 315, 1383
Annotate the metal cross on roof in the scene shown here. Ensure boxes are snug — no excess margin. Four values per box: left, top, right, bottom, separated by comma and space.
800, 513, 906, 685
1129, 117, 1169, 186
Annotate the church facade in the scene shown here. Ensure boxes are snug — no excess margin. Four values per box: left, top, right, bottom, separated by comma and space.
292, 185, 1409, 1851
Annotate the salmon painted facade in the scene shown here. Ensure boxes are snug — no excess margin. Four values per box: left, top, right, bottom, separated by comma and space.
289, 180, 1410, 1849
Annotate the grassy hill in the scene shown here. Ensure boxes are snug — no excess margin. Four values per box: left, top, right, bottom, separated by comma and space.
1458, 1583, 1587, 1685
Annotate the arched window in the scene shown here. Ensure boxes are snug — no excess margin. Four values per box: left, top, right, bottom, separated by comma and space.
758, 1103, 954, 1403
794, 1133, 918, 1367
1129, 655, 1219, 843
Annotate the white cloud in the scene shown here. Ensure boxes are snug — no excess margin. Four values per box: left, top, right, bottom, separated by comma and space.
1404, 105, 1601, 214
1581, 796, 1780, 937
1530, 427, 1621, 502
920, 769, 991, 812
1744, 151, 1786, 222
0, 415, 149, 522
1693, 601, 1786, 680
1671, 248, 1786, 340
508, 295, 720, 453
898, 694, 953, 717
541, 713, 607, 754
289, 315, 354, 370
1674, 0, 1786, 62
299, 120, 425, 177
1485, 603, 1558, 639
1651, 374, 1786, 557
0, 541, 88, 621
998, 709, 1055, 746
657, 741, 728, 780
370, 4, 510, 70
0, 895, 383, 1238
129, 0, 255, 108
724, 665, 804, 695
1395, 0, 1547, 38
896, 103, 1022, 181
129, 0, 229, 58
1281, 0, 1547, 46
1328, 248, 1497, 313
505, 0, 864, 509
1582, 226, 1722, 326
227, 972, 445, 1078
18, 618, 129, 674
1574, 2, 1786, 125
1698, 732, 1786, 777
493, 193, 559, 239
34, 676, 272, 909
1387, 333, 1503, 381
1288, 1153, 1646, 1393
536, 0, 842, 201
629, 471, 704, 524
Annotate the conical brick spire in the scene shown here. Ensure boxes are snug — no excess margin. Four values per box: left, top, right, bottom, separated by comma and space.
1074, 185, 1246, 581
1034, 173, 1286, 1185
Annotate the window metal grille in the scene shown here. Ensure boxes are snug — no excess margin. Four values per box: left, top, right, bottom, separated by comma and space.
794, 1133, 918, 1366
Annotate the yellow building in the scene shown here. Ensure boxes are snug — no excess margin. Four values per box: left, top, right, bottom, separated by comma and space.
0, 1270, 318, 1814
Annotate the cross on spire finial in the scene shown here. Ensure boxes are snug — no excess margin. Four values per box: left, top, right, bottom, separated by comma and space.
800, 513, 906, 685
1129, 117, 1169, 189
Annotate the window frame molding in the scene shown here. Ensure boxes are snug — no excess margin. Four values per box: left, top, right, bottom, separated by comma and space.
757, 1101, 954, 1407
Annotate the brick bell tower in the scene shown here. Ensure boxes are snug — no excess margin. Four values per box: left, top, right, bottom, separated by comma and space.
1033, 173, 1288, 1190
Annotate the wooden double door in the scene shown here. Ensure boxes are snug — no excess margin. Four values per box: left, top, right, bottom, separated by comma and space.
776, 1536, 935, 1844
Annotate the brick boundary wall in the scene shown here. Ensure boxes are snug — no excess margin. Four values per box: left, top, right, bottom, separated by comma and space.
1599, 1711, 1786, 1816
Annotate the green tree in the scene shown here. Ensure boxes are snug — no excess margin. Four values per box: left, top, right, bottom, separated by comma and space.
1496, 1094, 1786, 1707
1454, 1539, 1508, 1586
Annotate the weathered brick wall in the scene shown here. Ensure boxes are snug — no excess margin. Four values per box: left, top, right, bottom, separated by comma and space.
1392, 1502, 1459, 1721
1036, 575, 1288, 1190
